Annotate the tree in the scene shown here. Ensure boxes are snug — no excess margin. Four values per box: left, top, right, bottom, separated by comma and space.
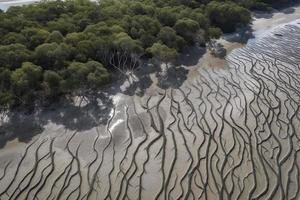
113, 32, 143, 54
157, 26, 186, 51
206, 1, 251, 33
122, 15, 161, 46
0, 91, 14, 111
0, 16, 29, 33
92, 38, 113, 64
190, 10, 209, 29
84, 22, 122, 37
2, 32, 27, 45
0, 68, 13, 110
0, 44, 32, 69
86, 61, 111, 89
156, 7, 177, 27
46, 31, 64, 43
61, 61, 110, 92
75, 40, 95, 62
139, 32, 156, 48
174, 18, 200, 44
0, 68, 11, 91
178, 8, 208, 29
208, 27, 222, 39
43, 70, 62, 97
128, 2, 153, 16
0, 0, 277, 109
207, 27, 223, 52
109, 32, 144, 73
11, 62, 42, 90
21, 27, 50, 49
11, 62, 43, 104
20, 1, 65, 23
64, 32, 86, 46
47, 15, 78, 35
147, 42, 179, 68
34, 42, 72, 68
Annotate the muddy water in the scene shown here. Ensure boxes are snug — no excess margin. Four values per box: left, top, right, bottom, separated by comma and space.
1, 7, 300, 200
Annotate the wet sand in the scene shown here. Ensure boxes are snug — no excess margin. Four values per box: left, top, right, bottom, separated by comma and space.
252, 4, 300, 34
1, 5, 300, 200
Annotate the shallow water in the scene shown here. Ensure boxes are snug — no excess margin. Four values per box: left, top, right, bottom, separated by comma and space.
0, 0, 38, 10
1, 7, 300, 200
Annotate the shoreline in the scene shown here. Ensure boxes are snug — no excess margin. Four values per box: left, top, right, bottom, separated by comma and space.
2, 2, 300, 115
0, 3, 300, 199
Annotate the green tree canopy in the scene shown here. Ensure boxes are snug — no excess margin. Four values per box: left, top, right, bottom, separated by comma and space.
206, 1, 251, 32
0, 68, 11, 91
2, 32, 27, 45
0, 0, 277, 109
11, 62, 42, 91
46, 31, 64, 43
156, 7, 177, 27
10, 62, 43, 104
0, 44, 32, 69
61, 60, 110, 92
174, 18, 200, 43
43, 70, 62, 97
147, 42, 179, 66
35, 42, 73, 68
21, 27, 50, 49
157, 26, 186, 51
208, 27, 222, 39
47, 15, 78, 35
113, 32, 144, 54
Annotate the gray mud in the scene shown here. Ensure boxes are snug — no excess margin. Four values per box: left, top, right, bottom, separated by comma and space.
1, 10, 300, 200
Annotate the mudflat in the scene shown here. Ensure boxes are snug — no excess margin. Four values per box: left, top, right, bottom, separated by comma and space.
1, 5, 300, 200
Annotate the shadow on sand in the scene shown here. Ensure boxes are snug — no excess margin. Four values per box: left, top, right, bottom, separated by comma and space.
0, 61, 158, 148
156, 66, 189, 89
0, 44, 208, 148
176, 46, 206, 66
119, 63, 156, 96
154, 45, 205, 89
0, 92, 114, 148
222, 25, 255, 44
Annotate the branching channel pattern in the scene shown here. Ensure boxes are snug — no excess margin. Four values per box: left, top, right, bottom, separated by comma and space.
1, 22, 300, 200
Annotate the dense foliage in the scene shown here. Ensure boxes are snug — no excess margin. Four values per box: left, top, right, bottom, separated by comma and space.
0, 0, 277, 109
